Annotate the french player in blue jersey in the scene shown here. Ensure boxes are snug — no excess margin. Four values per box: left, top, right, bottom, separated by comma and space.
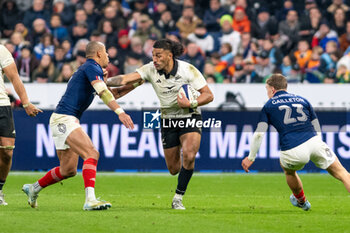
22, 41, 134, 210
242, 74, 350, 211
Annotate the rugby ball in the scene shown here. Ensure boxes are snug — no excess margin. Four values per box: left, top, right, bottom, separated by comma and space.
178, 84, 199, 103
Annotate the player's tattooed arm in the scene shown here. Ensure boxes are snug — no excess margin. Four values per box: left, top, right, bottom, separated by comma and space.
109, 80, 144, 99
106, 75, 124, 87
107, 72, 142, 87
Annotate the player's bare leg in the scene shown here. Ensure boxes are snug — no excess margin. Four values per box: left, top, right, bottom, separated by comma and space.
65, 128, 111, 210
164, 146, 181, 175
169, 132, 201, 210
282, 166, 311, 211
326, 157, 350, 192
22, 149, 78, 208
0, 137, 15, 206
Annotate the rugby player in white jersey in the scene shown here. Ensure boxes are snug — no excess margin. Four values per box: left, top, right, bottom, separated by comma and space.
0, 44, 42, 206
22, 41, 134, 210
241, 74, 350, 211
107, 39, 214, 209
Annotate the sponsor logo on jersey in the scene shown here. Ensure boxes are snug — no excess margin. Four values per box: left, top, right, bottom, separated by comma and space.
156, 79, 161, 83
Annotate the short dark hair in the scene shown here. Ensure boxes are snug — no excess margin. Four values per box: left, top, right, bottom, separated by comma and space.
86, 41, 104, 58
153, 39, 184, 58
266, 74, 288, 90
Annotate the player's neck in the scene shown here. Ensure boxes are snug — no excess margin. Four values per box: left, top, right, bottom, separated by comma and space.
164, 59, 174, 74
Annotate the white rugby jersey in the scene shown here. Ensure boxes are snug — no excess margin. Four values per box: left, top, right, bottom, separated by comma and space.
0, 45, 13, 106
136, 60, 207, 118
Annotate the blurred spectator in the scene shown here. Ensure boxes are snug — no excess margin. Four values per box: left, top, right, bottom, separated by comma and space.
327, 0, 349, 15
130, 36, 151, 64
236, 57, 259, 83
156, 11, 177, 37
90, 30, 105, 44
14, 23, 30, 41
132, 14, 162, 45
143, 36, 157, 59
71, 22, 89, 46
219, 43, 234, 63
203, 0, 228, 33
312, 20, 338, 50
255, 50, 274, 81
53, 46, 68, 71
168, 0, 185, 21
203, 62, 225, 83
107, 45, 123, 73
262, 38, 283, 68
299, 7, 322, 44
166, 31, 182, 43
130, 0, 148, 14
99, 19, 118, 47
16, 45, 40, 83
319, 41, 339, 76
34, 33, 55, 60
293, 40, 312, 72
335, 64, 350, 83
275, 0, 294, 21
10, 32, 25, 59
99, 5, 126, 33
250, 7, 278, 40
181, 42, 205, 72
15, 0, 32, 12
83, 0, 101, 30
0, 0, 23, 38
105, 61, 120, 78
152, 1, 168, 23
232, 7, 251, 34
55, 63, 74, 83
278, 10, 300, 51
339, 21, 350, 52
50, 13, 69, 46
176, 6, 202, 38
23, 0, 50, 29
69, 50, 86, 72
330, 7, 347, 36
187, 23, 215, 55
29, 18, 50, 46
305, 46, 323, 82
61, 39, 73, 61
52, 0, 74, 27
281, 55, 293, 77
219, 14, 241, 56
32, 54, 59, 83
124, 52, 144, 74
237, 32, 258, 61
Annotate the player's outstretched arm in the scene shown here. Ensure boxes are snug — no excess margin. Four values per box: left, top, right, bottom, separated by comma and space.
177, 85, 214, 109
106, 72, 142, 87
241, 122, 268, 172
3, 62, 42, 117
92, 80, 134, 129
109, 80, 144, 99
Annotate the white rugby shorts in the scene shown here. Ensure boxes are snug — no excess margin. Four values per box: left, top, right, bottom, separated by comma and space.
280, 136, 336, 170
49, 113, 81, 150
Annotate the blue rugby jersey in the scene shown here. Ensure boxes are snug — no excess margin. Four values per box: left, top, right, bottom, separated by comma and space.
55, 59, 104, 119
258, 90, 317, 151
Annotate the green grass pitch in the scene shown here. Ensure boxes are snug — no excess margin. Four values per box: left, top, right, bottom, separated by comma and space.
1, 172, 350, 233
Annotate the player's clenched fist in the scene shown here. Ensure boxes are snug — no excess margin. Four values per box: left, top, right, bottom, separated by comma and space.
118, 112, 134, 130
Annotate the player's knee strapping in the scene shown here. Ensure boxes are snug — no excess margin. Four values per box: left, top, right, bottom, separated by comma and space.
0, 145, 15, 150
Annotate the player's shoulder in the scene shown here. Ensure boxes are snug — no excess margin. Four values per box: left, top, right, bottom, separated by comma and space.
83, 59, 103, 73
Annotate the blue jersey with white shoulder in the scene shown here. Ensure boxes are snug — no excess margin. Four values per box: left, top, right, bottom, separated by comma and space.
55, 59, 104, 119
258, 90, 317, 151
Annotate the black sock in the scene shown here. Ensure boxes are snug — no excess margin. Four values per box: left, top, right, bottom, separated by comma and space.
176, 167, 193, 195
0, 180, 5, 190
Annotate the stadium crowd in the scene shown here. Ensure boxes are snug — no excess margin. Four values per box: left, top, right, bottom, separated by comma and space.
1, 0, 350, 84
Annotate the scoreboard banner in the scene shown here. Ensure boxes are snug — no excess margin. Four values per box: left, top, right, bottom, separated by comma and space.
11, 110, 350, 172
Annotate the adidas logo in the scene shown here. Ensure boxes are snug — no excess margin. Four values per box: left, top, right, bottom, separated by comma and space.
156, 79, 161, 83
